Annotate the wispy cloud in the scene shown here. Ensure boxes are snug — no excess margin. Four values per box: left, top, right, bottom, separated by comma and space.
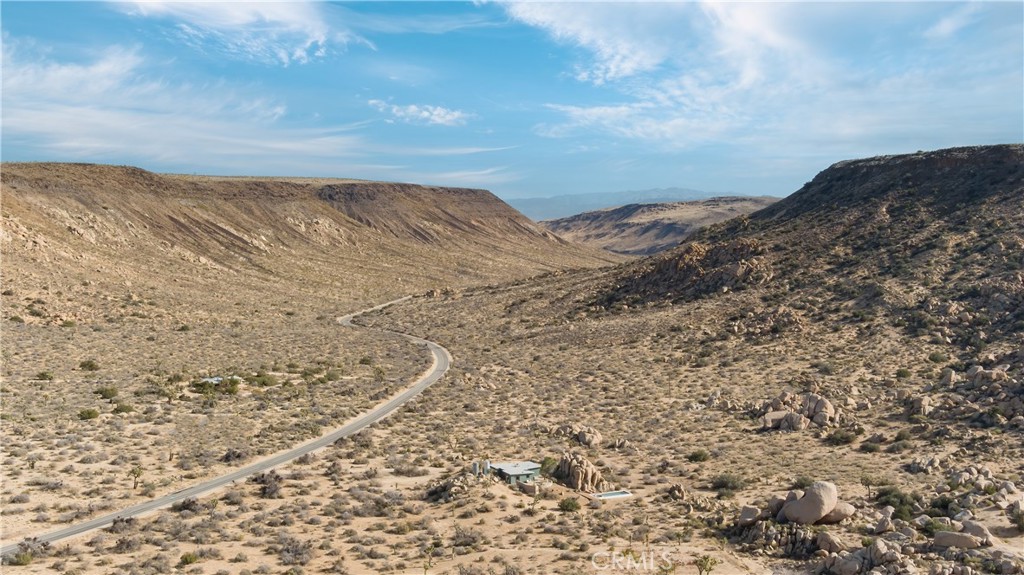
368, 99, 473, 126
412, 166, 520, 187
515, 2, 1022, 158
924, 3, 982, 40
120, 1, 347, 65
1, 41, 368, 172
503, 3, 686, 84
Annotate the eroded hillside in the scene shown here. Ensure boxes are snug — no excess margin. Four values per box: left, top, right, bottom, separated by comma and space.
1, 163, 619, 325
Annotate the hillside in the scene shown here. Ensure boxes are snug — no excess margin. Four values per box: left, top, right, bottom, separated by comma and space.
2, 149, 1022, 575
0, 162, 620, 561
601, 145, 1024, 342
542, 196, 779, 255
353, 144, 1024, 574
0, 162, 619, 326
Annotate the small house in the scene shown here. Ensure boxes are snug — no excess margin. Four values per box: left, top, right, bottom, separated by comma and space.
490, 461, 542, 485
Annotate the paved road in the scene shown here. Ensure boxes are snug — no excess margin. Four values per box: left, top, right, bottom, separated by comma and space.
1, 296, 449, 557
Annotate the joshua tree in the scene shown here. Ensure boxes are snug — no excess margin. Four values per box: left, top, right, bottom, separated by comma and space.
694, 555, 719, 575
127, 465, 144, 490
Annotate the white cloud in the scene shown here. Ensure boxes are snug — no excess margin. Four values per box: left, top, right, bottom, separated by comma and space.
1, 42, 370, 172
924, 3, 982, 40
517, 2, 1022, 158
503, 3, 687, 84
411, 166, 520, 187
120, 1, 348, 65
368, 99, 472, 126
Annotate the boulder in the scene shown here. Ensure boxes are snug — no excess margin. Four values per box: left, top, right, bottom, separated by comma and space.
818, 500, 856, 524
939, 368, 958, 387
932, 530, 982, 549
578, 428, 603, 448
816, 530, 849, 554
959, 519, 994, 544
766, 494, 787, 516
762, 410, 789, 429
780, 412, 811, 431
737, 505, 760, 527
909, 396, 933, 417
783, 481, 838, 524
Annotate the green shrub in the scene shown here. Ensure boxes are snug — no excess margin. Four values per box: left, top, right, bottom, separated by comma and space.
887, 440, 912, 453
112, 403, 134, 414
79, 359, 100, 371
875, 486, 919, 521
178, 551, 199, 566
246, 371, 278, 386
711, 474, 746, 490
78, 408, 100, 420
95, 386, 118, 400
558, 497, 580, 513
34, 371, 54, 381
895, 368, 911, 379
8, 315, 25, 323
9, 552, 32, 566
687, 449, 711, 463
791, 476, 815, 489
927, 351, 947, 363
859, 442, 881, 453
1010, 507, 1024, 532
60, 320, 76, 328
826, 429, 858, 445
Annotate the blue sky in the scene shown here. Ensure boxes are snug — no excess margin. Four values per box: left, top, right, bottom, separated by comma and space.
2, 2, 1021, 199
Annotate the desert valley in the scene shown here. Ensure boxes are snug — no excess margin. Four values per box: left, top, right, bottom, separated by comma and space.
1, 145, 1023, 575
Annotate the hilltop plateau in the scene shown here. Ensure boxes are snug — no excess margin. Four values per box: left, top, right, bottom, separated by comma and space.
542, 196, 779, 255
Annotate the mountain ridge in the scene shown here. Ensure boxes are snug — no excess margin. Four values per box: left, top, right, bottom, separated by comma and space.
541, 196, 778, 255
0, 162, 620, 325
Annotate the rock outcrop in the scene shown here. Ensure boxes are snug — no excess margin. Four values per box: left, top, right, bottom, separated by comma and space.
554, 452, 610, 493
547, 423, 605, 448
759, 391, 840, 430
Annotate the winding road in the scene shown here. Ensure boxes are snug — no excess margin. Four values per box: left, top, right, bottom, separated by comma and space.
1, 296, 450, 557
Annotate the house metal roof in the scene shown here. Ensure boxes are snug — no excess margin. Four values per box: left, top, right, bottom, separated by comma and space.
490, 461, 541, 475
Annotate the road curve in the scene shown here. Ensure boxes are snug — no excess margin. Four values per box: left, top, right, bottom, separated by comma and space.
1, 297, 450, 557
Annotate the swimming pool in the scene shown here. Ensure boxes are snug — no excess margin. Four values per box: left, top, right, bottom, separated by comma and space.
593, 490, 633, 499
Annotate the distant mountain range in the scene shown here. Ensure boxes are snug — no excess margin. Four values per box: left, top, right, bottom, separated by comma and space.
541, 196, 779, 255
507, 187, 723, 221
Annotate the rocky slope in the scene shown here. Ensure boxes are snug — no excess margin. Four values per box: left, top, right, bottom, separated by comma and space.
600, 145, 1024, 342
542, 196, 778, 255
